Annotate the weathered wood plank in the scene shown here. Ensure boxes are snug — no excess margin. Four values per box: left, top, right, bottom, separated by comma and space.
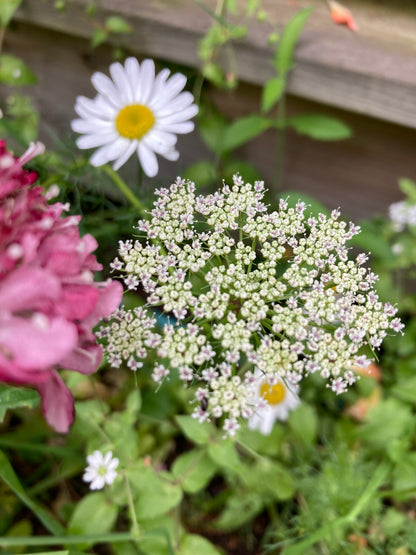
13, 0, 416, 128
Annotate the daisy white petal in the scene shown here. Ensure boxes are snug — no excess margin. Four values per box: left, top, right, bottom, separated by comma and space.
156, 92, 195, 116
158, 105, 199, 125
76, 132, 118, 150
109, 61, 134, 104
161, 148, 180, 162
91, 72, 120, 107
113, 140, 138, 171
248, 369, 300, 435
150, 73, 187, 109
137, 142, 159, 177
138, 59, 155, 104
72, 58, 197, 176
158, 121, 195, 134
71, 118, 113, 134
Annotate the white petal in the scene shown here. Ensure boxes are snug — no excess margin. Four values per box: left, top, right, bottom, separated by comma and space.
103, 451, 113, 465
112, 140, 138, 170
90, 476, 105, 490
109, 61, 133, 104
75, 96, 115, 120
149, 72, 186, 109
161, 148, 179, 162
124, 57, 142, 102
137, 59, 155, 105
157, 121, 195, 134
91, 72, 120, 108
137, 141, 159, 177
71, 118, 113, 134
143, 129, 177, 153
155, 92, 195, 116
108, 457, 119, 470
149, 68, 171, 104
158, 104, 198, 125
90, 138, 131, 167
76, 132, 118, 149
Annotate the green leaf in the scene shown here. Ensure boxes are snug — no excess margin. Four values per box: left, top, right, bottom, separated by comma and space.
0, 384, 40, 422
357, 399, 414, 455
106, 16, 132, 34
91, 29, 108, 48
238, 460, 295, 501
399, 178, 416, 203
289, 403, 317, 446
392, 376, 416, 404
175, 415, 215, 445
215, 492, 263, 530
0, 0, 23, 27
274, 8, 312, 75
207, 439, 242, 473
178, 534, 222, 555
172, 448, 217, 493
198, 105, 228, 155
221, 115, 273, 152
261, 76, 286, 112
68, 492, 118, 541
183, 161, 217, 188
0, 450, 64, 535
128, 466, 182, 519
288, 114, 352, 141
392, 453, 416, 500
0, 54, 37, 85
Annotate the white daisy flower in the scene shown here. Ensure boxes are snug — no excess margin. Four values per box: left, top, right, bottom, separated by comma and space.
83, 450, 119, 490
71, 58, 198, 177
248, 370, 300, 435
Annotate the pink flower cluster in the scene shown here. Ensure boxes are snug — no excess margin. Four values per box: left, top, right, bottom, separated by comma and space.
0, 140, 122, 432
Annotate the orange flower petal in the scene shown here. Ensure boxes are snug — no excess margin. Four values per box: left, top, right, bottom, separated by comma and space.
328, 0, 359, 31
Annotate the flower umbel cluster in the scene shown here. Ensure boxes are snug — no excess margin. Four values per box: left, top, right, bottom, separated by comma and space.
99, 176, 403, 435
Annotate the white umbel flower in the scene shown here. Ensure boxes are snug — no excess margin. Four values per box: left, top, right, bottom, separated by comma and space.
83, 450, 119, 490
248, 370, 300, 435
71, 58, 198, 177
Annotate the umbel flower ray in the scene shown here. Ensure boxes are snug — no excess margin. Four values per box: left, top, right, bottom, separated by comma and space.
98, 175, 404, 436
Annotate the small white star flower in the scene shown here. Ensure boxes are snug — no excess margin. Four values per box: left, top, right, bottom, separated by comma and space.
248, 370, 300, 435
83, 450, 119, 490
71, 58, 198, 176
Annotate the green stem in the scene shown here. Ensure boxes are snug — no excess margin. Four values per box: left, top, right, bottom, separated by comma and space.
0, 532, 133, 547
273, 93, 286, 192
281, 461, 390, 555
103, 165, 144, 214
123, 471, 141, 539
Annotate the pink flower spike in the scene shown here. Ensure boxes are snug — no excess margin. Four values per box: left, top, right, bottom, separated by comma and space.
37, 372, 75, 433
0, 140, 122, 433
19, 141, 45, 165
328, 1, 358, 31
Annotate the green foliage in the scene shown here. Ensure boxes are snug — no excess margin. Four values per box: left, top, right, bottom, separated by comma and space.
0, 385, 40, 423
273, 8, 312, 76
68, 492, 118, 539
0, 54, 37, 85
0, 0, 23, 27
288, 114, 352, 140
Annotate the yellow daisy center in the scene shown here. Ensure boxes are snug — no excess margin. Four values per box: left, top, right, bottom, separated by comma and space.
260, 381, 286, 405
115, 104, 155, 139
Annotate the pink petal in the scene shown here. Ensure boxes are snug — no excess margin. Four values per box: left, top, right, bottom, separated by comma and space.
60, 344, 102, 375
36, 372, 75, 433
0, 266, 61, 313
0, 315, 77, 370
